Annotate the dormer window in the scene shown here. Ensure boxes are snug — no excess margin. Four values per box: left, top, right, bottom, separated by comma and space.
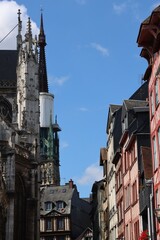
56, 201, 65, 211
45, 201, 53, 211
122, 116, 128, 132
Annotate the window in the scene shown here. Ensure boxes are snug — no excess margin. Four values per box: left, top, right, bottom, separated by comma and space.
46, 218, 52, 230
57, 218, 64, 230
123, 151, 129, 173
45, 201, 53, 211
56, 201, 65, 210
126, 151, 129, 170
48, 169, 52, 184
134, 221, 139, 240
158, 127, 160, 148
56, 237, 65, 240
125, 224, 129, 240
122, 120, 125, 132
151, 92, 155, 116
122, 116, 128, 132
44, 170, 47, 184
153, 136, 158, 170
155, 78, 159, 107
132, 180, 137, 204
117, 199, 123, 222
156, 189, 159, 208
116, 167, 122, 191
125, 185, 130, 210
130, 143, 137, 165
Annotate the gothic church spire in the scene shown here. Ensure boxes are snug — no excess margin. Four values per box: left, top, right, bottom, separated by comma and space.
38, 13, 48, 93
17, 9, 22, 50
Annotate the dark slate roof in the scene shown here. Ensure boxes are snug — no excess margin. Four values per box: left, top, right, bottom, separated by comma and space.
0, 50, 18, 88
124, 99, 148, 110
106, 104, 122, 133
121, 100, 148, 122
113, 106, 122, 152
110, 104, 121, 114
129, 81, 148, 101
91, 179, 104, 193
40, 184, 75, 215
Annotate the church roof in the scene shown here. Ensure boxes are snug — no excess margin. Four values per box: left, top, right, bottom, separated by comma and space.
0, 50, 18, 88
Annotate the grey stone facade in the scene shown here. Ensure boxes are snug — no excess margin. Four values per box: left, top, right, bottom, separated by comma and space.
0, 11, 40, 240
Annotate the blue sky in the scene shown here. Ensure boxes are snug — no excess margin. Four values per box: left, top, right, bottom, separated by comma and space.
0, 0, 158, 197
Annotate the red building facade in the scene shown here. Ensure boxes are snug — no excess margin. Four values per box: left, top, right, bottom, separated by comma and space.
137, 5, 160, 240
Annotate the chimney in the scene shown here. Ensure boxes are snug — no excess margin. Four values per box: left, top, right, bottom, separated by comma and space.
69, 179, 74, 189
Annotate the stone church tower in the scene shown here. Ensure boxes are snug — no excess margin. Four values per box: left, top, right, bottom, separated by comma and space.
0, 10, 39, 240
0, 10, 61, 240
38, 13, 61, 187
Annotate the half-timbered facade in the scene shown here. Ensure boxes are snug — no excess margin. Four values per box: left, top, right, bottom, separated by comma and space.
137, 5, 160, 239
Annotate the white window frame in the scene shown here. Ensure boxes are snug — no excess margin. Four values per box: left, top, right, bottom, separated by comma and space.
155, 78, 159, 107
153, 136, 158, 170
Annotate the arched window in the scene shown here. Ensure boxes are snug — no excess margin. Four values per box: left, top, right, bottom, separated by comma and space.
0, 96, 12, 122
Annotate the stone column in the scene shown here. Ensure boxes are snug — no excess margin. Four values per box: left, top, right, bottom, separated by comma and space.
5, 153, 15, 240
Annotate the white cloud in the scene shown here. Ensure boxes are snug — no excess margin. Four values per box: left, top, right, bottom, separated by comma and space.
61, 141, 69, 149
49, 75, 70, 87
0, 1, 39, 50
91, 42, 109, 56
113, 3, 127, 15
77, 163, 103, 185
79, 107, 88, 112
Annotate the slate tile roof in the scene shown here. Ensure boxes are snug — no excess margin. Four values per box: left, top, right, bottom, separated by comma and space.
0, 50, 18, 88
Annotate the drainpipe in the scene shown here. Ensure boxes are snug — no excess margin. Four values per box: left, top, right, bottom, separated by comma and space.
147, 207, 151, 238
150, 181, 156, 240
146, 179, 156, 240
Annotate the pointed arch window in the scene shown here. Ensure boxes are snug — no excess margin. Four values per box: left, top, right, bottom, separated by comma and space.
0, 96, 12, 122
